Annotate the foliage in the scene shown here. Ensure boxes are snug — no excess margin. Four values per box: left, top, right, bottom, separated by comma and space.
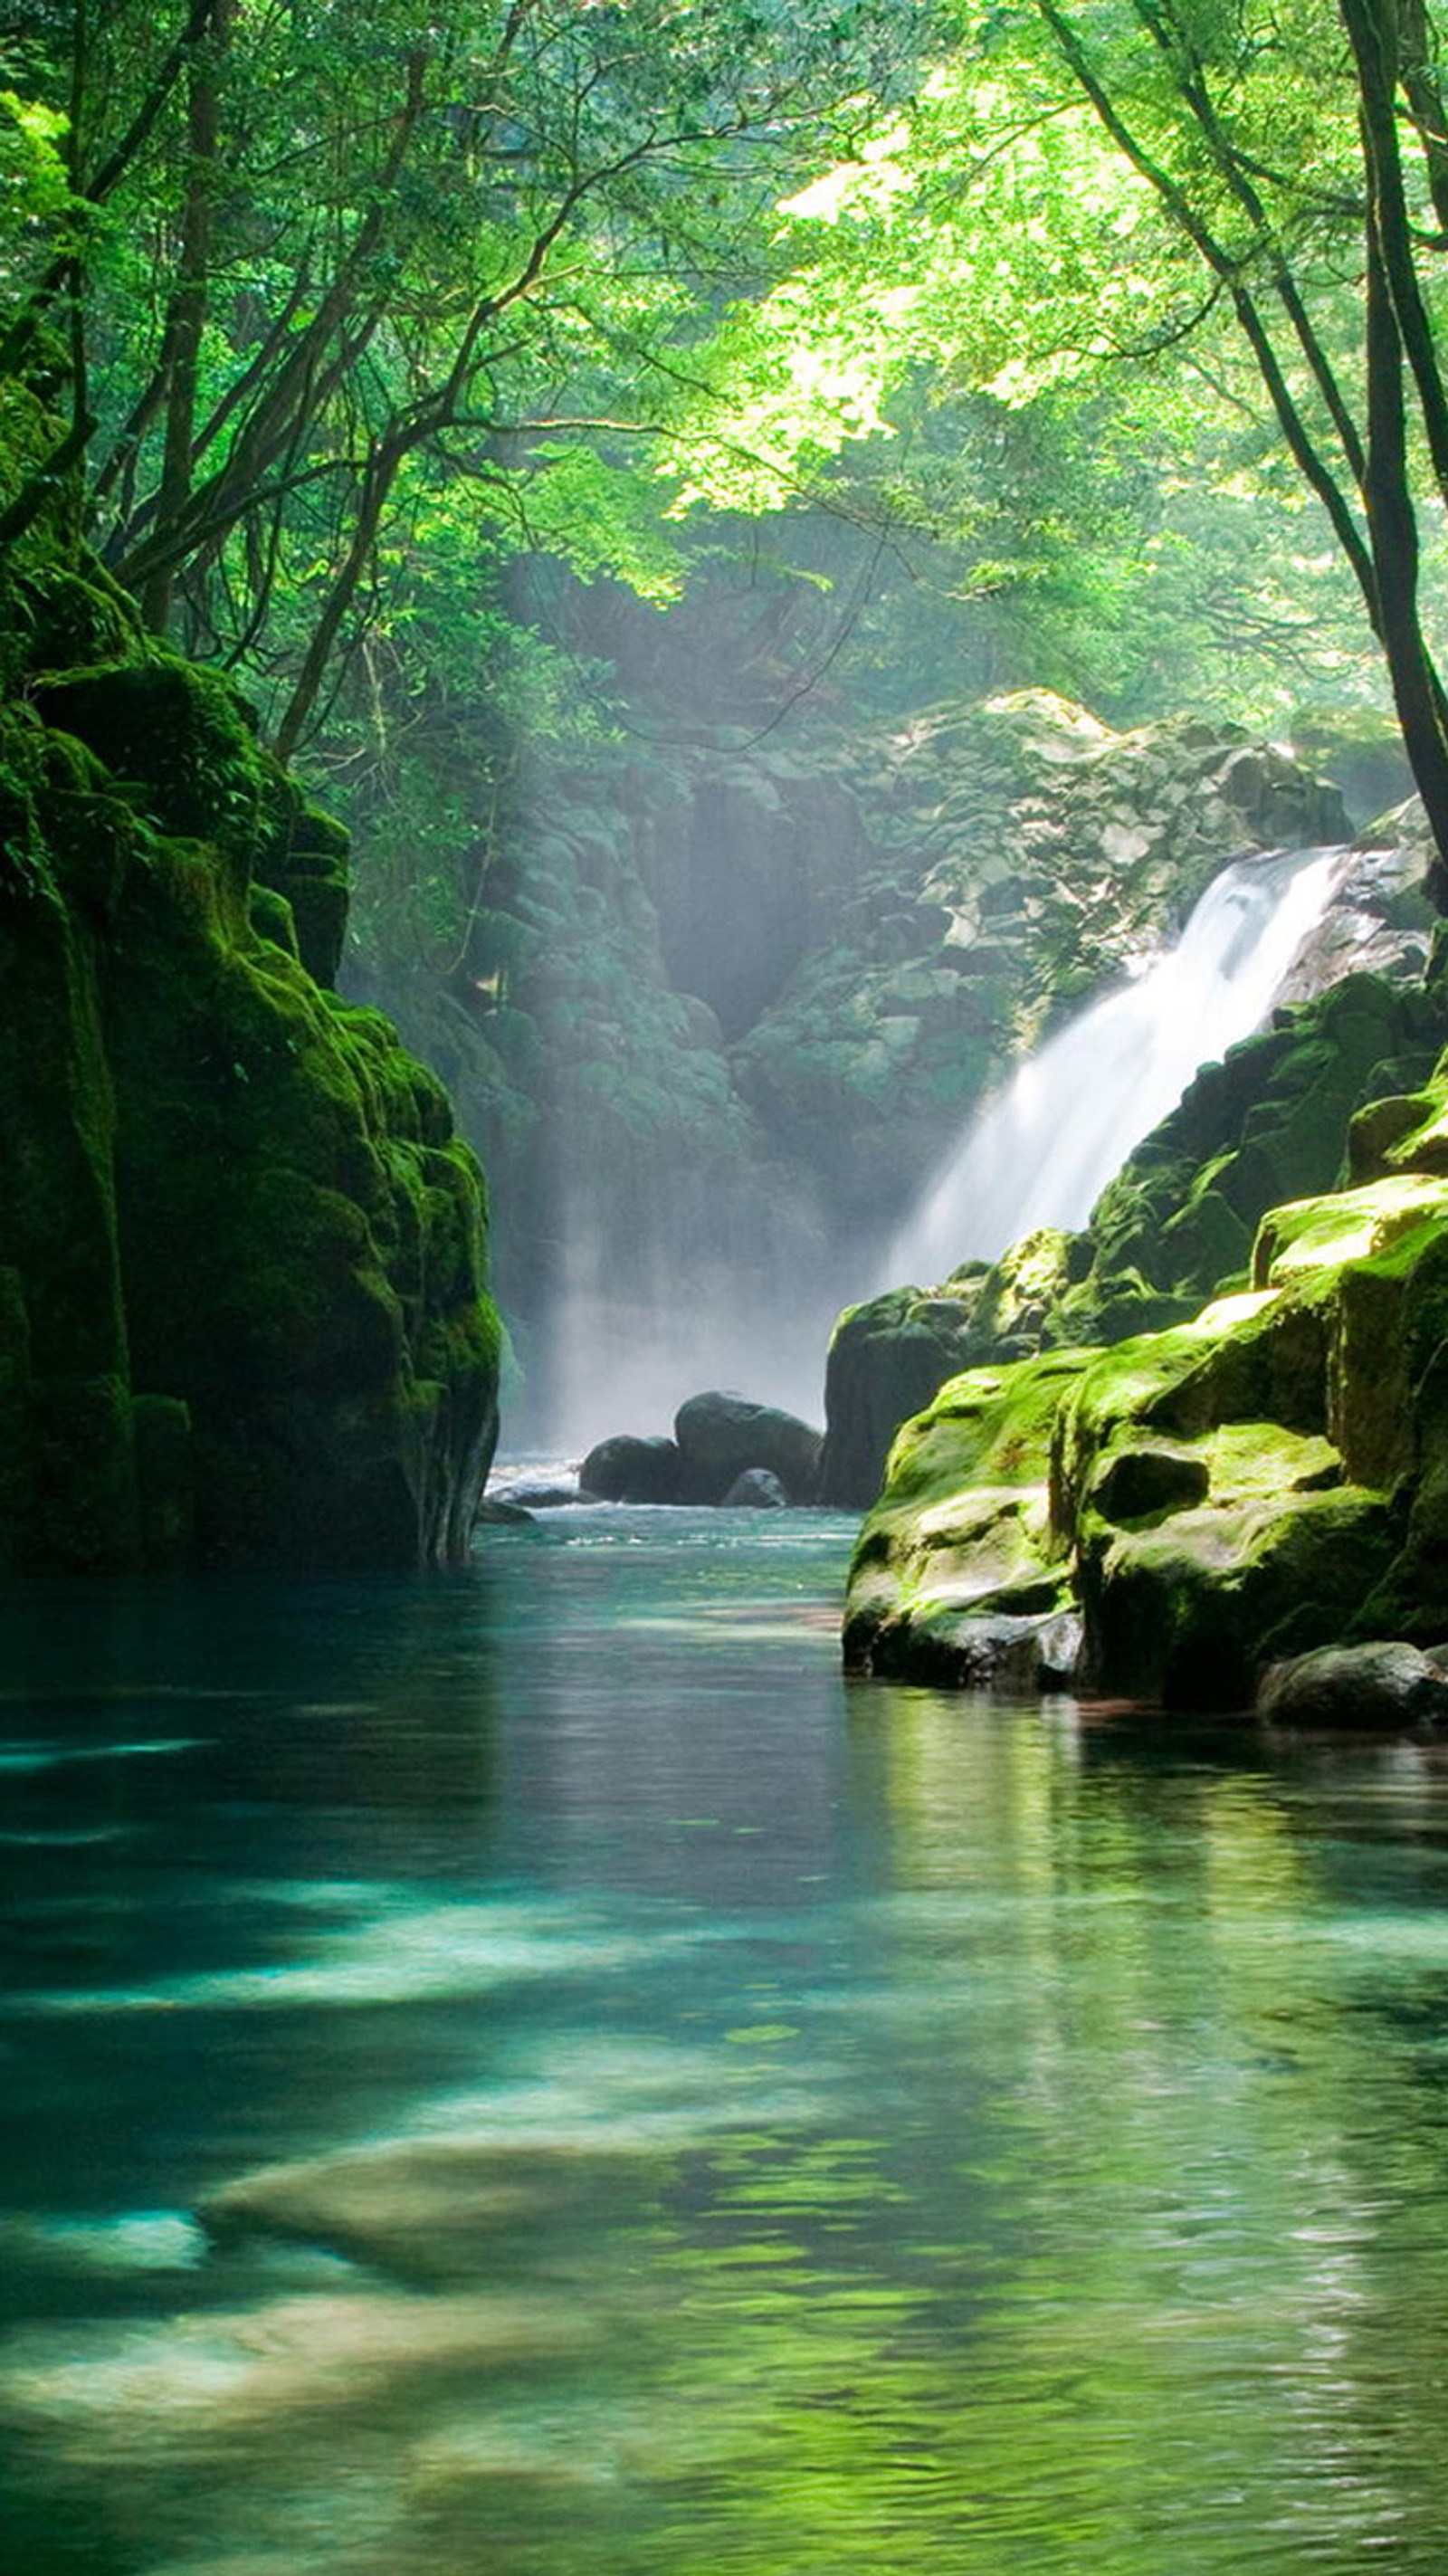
708, 0, 1448, 875
0, 0, 928, 753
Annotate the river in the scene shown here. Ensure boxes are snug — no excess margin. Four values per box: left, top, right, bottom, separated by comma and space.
5, 1506, 1448, 2572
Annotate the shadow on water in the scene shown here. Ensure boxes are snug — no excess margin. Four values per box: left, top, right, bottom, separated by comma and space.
5, 1523, 1448, 2572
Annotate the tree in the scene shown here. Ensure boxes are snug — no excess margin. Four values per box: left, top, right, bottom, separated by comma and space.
723, 0, 1448, 895
1, 0, 916, 751
1024, 0, 1448, 901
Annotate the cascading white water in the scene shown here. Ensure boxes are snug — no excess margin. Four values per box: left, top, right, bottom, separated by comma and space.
883, 843, 1346, 1291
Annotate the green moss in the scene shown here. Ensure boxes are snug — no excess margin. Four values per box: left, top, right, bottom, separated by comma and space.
1077, 1485, 1396, 1709
247, 882, 301, 959
253, 776, 350, 986
826, 964, 1448, 1521
33, 659, 270, 878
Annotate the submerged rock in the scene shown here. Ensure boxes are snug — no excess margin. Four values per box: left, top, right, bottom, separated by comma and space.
199, 2137, 633, 2286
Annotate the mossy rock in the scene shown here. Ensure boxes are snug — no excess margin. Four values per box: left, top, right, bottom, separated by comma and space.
0, 539, 500, 1571
846, 1159, 1448, 1705
843, 1348, 1094, 1674
33, 658, 270, 878
253, 774, 351, 987
819, 1285, 979, 1508
1077, 1481, 1396, 1710
828, 963, 1448, 1512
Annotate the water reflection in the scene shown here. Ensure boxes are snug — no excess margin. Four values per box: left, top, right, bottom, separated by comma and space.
4, 1530, 1448, 2571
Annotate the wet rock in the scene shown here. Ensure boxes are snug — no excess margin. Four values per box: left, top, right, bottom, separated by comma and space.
487, 1474, 582, 1509
474, 1498, 538, 1528
673, 1391, 823, 1503
577, 1435, 705, 1504
1257, 1640, 1448, 1730
852, 1607, 1082, 1693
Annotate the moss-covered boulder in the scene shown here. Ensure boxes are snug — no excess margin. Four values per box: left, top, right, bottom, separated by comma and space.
845, 1091, 1448, 1707
825, 959, 1448, 1515
843, 1348, 1093, 1687
0, 416, 500, 1572
819, 1285, 979, 1509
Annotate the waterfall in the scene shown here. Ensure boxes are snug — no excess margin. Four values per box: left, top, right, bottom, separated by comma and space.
883, 843, 1345, 1290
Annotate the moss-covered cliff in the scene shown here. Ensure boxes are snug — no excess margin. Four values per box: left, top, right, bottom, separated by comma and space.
0, 396, 500, 1573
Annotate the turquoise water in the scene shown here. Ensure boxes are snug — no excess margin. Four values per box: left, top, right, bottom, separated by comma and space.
5, 1509, 1448, 2571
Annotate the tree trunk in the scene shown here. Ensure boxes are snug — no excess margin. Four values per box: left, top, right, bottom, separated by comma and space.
1358, 173, 1448, 900
141, 0, 232, 634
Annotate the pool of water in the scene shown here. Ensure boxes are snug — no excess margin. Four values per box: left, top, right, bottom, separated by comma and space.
5, 1507, 1448, 2572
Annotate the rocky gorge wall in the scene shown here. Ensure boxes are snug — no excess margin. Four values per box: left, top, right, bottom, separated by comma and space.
351, 682, 1376, 1436
0, 396, 501, 1573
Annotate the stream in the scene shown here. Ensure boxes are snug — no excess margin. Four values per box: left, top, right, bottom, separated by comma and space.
5, 1506, 1448, 2572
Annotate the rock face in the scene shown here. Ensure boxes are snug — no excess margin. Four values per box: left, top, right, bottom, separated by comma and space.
844, 1047, 1448, 1709
819, 1286, 979, 1509
730, 694, 1354, 1237
356, 685, 1365, 1432
0, 398, 500, 1571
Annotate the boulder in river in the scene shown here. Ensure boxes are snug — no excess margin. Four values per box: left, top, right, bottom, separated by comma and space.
1257, 1641, 1448, 1730
673, 1390, 823, 1503
577, 1435, 708, 1504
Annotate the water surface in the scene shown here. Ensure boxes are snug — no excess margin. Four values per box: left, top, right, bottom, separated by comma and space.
4, 1510, 1448, 2572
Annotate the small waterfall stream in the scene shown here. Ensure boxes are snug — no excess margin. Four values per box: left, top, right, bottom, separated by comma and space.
884, 843, 1345, 1290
